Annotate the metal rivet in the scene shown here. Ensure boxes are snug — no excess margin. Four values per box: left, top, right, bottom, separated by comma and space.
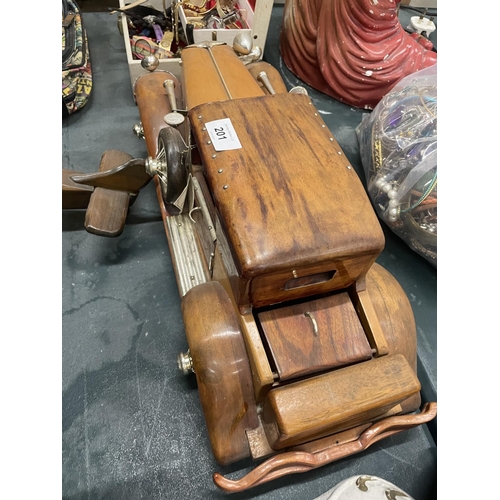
330, 137, 334, 141
212, 154, 217, 159
314, 113, 318, 116
338, 151, 342, 155
207, 140, 211, 144
223, 185, 229, 190
321, 124, 326, 128
198, 115, 202, 119
218, 169, 223, 173
190, 276, 195, 280
202, 127, 206, 131
347, 165, 352, 169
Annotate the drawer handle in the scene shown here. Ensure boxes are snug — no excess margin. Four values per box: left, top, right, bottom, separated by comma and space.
283, 270, 336, 291
304, 311, 318, 336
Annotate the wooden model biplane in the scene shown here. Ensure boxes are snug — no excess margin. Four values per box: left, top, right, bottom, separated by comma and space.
62, 36, 437, 493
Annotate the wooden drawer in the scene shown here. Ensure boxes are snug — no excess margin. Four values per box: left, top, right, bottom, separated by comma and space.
258, 292, 373, 381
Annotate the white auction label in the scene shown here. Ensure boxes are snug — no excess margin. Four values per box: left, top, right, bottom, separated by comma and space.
205, 118, 242, 151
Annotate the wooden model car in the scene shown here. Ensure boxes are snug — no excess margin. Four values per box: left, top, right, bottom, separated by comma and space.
62, 39, 437, 493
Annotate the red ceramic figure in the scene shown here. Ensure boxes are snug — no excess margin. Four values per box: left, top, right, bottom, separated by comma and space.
280, 0, 437, 109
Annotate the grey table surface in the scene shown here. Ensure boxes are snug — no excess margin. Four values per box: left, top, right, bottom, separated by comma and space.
62, 7, 437, 500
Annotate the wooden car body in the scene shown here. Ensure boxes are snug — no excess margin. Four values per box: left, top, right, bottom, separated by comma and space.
127, 42, 435, 491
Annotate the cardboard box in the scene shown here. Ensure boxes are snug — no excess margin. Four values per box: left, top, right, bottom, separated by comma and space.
119, 0, 273, 92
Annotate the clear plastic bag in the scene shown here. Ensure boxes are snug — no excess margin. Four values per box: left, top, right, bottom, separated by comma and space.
356, 65, 437, 266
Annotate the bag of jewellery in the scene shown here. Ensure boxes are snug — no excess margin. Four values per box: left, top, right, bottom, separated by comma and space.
356, 64, 437, 267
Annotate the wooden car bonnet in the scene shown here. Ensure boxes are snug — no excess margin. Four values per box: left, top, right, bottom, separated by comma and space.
181, 43, 264, 108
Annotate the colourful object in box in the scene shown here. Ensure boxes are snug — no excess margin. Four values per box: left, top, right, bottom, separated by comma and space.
131, 35, 173, 60
280, 0, 437, 110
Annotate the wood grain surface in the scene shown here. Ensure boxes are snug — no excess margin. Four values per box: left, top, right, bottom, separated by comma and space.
134, 71, 185, 156
181, 44, 264, 109
258, 292, 372, 381
189, 92, 384, 308
262, 353, 420, 449
181, 281, 259, 465
84, 150, 134, 236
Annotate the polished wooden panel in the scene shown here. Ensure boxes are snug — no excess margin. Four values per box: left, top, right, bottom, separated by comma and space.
365, 264, 419, 399
349, 278, 390, 357
209, 44, 264, 100
181, 281, 259, 465
258, 292, 372, 381
84, 150, 134, 237
134, 71, 183, 156
262, 354, 420, 449
189, 93, 384, 308
181, 44, 264, 110
182, 47, 229, 109
250, 253, 377, 309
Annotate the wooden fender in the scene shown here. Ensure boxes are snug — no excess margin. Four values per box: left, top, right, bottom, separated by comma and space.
366, 263, 417, 371
365, 263, 420, 413
245, 61, 289, 95
134, 71, 184, 156
181, 282, 259, 465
